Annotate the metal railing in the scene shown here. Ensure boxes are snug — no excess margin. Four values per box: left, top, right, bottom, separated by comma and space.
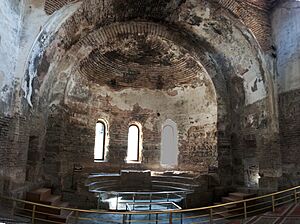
97, 189, 191, 210
125, 201, 182, 211
125, 201, 182, 224
87, 173, 197, 211
0, 185, 300, 224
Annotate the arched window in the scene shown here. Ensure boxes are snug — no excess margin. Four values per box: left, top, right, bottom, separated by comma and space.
127, 124, 140, 162
161, 119, 178, 166
94, 121, 106, 161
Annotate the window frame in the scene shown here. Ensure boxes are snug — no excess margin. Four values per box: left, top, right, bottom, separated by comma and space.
94, 120, 107, 162
126, 124, 141, 162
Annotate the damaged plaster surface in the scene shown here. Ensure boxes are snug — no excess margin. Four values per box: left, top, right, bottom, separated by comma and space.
21, 1, 81, 107
0, 0, 23, 114
32, 0, 277, 189
272, 0, 300, 93
0, 0, 294, 199
61, 67, 218, 171
272, 0, 300, 188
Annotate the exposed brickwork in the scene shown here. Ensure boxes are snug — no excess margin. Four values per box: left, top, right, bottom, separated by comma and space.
44, 0, 76, 15
180, 125, 218, 171
44, 0, 274, 51
216, 0, 273, 51
272, 0, 300, 188
279, 89, 300, 187
242, 99, 280, 189
0, 0, 284, 203
42, 69, 218, 190
44, 112, 66, 189
77, 22, 204, 90
36, 0, 275, 192
0, 114, 30, 195
0, 115, 28, 168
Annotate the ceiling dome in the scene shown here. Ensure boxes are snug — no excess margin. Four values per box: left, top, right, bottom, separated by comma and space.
77, 22, 205, 90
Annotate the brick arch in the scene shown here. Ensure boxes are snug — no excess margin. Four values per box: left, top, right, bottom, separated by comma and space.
24, 0, 280, 188
44, 0, 77, 15
27, 1, 272, 132
63, 21, 224, 108
44, 21, 225, 172
72, 22, 212, 90
44, 0, 277, 51
215, 0, 277, 51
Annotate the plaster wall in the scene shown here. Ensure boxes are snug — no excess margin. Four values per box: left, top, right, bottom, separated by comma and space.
0, 0, 23, 114
35, 0, 279, 190
0, 0, 286, 199
272, 0, 300, 93
43, 72, 218, 190
272, 0, 300, 187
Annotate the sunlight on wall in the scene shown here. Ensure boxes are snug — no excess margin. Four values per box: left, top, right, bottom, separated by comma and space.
127, 125, 139, 161
94, 122, 105, 161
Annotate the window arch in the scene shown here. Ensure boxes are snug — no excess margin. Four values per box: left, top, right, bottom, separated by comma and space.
127, 124, 141, 162
94, 120, 107, 161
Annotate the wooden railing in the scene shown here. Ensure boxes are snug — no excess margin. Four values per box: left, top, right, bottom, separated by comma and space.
0, 185, 300, 224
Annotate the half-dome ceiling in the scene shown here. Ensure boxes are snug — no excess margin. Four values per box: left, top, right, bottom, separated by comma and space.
44, 0, 280, 51
77, 23, 206, 90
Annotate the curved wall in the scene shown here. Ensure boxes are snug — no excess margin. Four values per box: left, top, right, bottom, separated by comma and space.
0, 0, 286, 198
272, 0, 300, 187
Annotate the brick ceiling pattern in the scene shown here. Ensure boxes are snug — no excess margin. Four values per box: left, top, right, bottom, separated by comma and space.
44, 0, 75, 14
75, 22, 205, 90
215, 0, 274, 51
44, 0, 278, 51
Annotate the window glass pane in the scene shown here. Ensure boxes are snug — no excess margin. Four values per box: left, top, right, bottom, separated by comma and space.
94, 122, 105, 160
127, 125, 139, 161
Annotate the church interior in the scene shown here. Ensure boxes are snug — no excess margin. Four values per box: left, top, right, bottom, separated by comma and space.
0, 0, 299, 223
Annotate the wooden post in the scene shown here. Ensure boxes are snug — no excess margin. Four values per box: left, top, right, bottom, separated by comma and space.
31, 205, 36, 224
294, 190, 298, 203
75, 211, 79, 224
272, 195, 275, 212
11, 200, 16, 216
243, 201, 247, 219
209, 208, 213, 224
169, 212, 172, 224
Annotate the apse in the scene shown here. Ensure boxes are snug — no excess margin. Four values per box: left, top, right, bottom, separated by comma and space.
1, 1, 299, 223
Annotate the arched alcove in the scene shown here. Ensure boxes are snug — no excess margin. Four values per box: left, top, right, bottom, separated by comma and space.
161, 119, 178, 167
17, 0, 280, 193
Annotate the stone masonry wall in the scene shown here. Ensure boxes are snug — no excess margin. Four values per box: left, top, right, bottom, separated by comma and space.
35, 0, 277, 191
43, 0, 275, 51
0, 114, 30, 197
1, 0, 279, 198
278, 89, 300, 187
44, 72, 218, 191
272, 0, 300, 188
